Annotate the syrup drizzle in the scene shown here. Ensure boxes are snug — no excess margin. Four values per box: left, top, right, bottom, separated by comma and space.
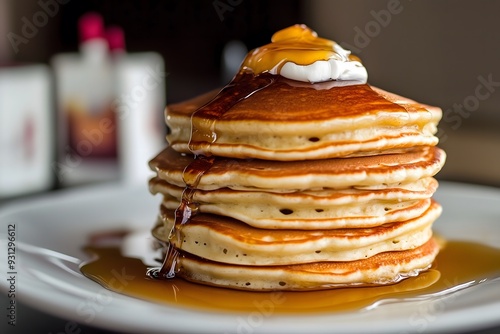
149, 156, 215, 278
189, 72, 276, 155
150, 72, 276, 279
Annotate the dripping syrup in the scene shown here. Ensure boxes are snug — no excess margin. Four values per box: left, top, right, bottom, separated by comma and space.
151, 72, 277, 279
150, 156, 215, 278
81, 231, 500, 314
188, 72, 276, 155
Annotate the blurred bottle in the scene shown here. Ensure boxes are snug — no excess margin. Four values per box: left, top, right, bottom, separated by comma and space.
221, 40, 247, 84
106, 26, 166, 185
51, 12, 117, 186
0, 64, 53, 198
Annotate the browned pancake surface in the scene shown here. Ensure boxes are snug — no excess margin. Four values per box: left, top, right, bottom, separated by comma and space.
168, 77, 426, 122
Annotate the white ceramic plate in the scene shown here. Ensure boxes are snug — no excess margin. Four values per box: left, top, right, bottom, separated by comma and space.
1, 181, 500, 334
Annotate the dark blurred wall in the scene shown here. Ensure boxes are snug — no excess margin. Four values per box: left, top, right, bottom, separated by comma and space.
5, 0, 301, 102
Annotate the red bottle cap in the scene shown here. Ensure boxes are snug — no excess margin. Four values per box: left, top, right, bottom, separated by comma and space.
106, 26, 126, 52
78, 12, 105, 42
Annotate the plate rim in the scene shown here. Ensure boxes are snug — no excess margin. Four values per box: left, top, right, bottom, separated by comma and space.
1, 180, 500, 334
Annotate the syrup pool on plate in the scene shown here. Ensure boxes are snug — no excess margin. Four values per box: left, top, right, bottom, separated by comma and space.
80, 230, 500, 314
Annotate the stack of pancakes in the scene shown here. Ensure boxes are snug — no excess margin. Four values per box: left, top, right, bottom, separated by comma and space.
148, 72, 446, 291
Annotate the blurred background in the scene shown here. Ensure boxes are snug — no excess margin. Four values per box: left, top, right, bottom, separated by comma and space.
1, 1, 499, 333
1, 0, 499, 200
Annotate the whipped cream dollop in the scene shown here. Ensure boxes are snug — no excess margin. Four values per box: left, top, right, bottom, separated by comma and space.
241, 24, 368, 84
277, 44, 367, 83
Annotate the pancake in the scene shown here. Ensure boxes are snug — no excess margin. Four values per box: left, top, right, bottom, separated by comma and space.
176, 237, 440, 291
147, 25, 446, 291
152, 201, 441, 266
150, 177, 437, 229
166, 76, 442, 161
149, 145, 445, 191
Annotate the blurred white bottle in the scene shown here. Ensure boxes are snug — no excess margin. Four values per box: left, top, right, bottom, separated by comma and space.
0, 64, 53, 198
106, 26, 166, 185
52, 12, 117, 186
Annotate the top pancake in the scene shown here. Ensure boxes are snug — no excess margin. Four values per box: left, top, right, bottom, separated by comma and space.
166, 74, 442, 160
